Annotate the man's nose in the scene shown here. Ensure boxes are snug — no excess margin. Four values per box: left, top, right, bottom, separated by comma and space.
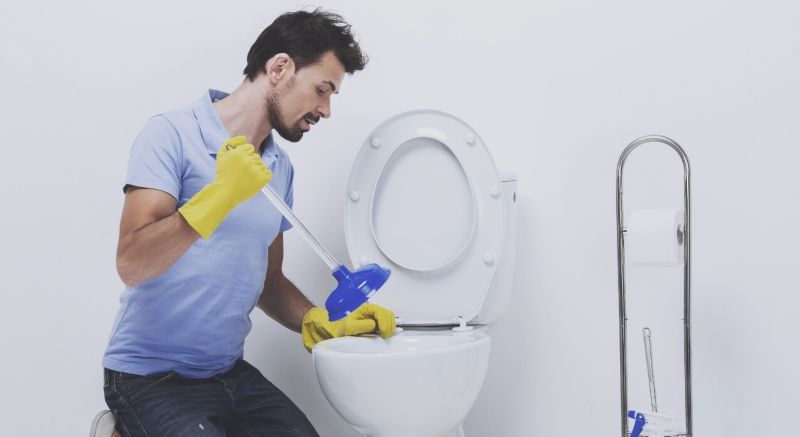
317, 97, 331, 119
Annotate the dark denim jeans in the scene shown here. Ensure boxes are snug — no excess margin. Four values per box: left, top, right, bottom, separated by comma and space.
104, 359, 319, 437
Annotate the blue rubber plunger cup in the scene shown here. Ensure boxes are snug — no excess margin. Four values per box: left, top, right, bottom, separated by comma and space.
325, 263, 391, 321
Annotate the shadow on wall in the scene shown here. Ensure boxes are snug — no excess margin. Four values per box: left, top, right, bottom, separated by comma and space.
465, 198, 537, 436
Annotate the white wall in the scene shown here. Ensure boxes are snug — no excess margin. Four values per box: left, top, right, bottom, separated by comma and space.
1, 0, 798, 435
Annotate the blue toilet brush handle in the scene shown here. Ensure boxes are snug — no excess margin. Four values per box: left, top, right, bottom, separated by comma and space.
627, 411, 646, 437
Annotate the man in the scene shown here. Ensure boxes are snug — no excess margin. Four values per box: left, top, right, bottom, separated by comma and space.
97, 9, 396, 437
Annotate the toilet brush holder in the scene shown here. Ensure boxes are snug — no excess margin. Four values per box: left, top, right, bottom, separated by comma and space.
628, 410, 677, 437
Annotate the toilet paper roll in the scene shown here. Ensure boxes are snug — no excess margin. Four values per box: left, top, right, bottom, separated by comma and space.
626, 209, 685, 266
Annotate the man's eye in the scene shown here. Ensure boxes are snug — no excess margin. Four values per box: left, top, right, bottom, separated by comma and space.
316, 88, 325, 96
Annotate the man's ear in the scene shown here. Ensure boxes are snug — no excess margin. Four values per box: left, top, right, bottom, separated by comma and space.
265, 53, 295, 85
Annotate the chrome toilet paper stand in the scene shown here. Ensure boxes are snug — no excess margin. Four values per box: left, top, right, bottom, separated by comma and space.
616, 135, 692, 437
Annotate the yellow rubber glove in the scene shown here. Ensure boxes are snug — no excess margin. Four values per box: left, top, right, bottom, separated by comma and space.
301, 303, 397, 352
179, 136, 272, 239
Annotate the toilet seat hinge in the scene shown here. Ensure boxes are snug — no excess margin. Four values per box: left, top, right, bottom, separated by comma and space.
452, 316, 474, 332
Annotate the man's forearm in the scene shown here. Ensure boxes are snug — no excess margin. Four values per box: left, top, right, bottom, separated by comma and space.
116, 212, 200, 287
257, 273, 314, 333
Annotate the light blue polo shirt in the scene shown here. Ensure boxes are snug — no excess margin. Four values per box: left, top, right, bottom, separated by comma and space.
103, 89, 294, 378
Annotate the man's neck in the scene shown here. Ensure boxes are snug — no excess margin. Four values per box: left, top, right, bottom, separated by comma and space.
213, 78, 272, 154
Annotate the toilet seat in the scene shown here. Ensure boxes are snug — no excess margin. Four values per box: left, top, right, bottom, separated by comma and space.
345, 110, 506, 325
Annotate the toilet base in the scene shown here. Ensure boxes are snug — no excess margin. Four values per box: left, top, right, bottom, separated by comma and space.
363, 424, 465, 437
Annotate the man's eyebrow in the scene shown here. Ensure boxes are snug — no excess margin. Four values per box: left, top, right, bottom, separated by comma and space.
324, 80, 338, 94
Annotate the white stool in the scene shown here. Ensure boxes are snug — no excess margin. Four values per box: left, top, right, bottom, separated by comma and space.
90, 410, 120, 437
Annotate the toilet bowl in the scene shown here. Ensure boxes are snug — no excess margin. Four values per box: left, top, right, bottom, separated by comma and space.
313, 330, 490, 437
312, 110, 517, 437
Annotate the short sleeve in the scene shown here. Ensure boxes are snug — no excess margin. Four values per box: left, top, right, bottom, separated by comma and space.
123, 115, 182, 200
279, 165, 294, 233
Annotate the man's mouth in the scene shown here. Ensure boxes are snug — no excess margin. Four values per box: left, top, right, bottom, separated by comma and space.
300, 115, 318, 132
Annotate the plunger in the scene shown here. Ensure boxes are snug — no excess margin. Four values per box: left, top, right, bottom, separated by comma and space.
260, 185, 390, 321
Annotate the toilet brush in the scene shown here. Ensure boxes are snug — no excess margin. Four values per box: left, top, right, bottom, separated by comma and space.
628, 328, 675, 437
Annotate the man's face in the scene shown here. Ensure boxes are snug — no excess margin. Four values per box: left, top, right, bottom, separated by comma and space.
268, 51, 345, 142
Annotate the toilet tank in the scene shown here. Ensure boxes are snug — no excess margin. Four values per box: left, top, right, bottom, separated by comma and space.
472, 173, 518, 325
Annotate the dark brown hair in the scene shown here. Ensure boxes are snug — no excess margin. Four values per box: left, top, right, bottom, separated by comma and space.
243, 8, 368, 79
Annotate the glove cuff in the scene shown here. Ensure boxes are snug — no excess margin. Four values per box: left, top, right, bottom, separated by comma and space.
178, 182, 237, 239
301, 307, 329, 352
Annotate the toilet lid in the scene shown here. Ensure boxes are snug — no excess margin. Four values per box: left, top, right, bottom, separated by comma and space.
344, 110, 506, 325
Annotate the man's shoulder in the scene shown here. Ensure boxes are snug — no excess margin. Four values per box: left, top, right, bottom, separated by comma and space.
132, 104, 197, 157
155, 103, 197, 131
135, 104, 199, 149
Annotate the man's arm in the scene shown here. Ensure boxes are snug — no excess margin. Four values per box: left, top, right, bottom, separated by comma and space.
257, 233, 314, 332
116, 187, 200, 287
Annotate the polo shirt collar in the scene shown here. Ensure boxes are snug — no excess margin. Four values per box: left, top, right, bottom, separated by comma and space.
193, 89, 279, 161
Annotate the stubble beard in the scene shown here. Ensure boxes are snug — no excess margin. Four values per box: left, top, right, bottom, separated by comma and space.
267, 79, 305, 143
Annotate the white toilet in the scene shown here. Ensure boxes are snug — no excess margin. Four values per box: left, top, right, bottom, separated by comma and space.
312, 110, 517, 437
